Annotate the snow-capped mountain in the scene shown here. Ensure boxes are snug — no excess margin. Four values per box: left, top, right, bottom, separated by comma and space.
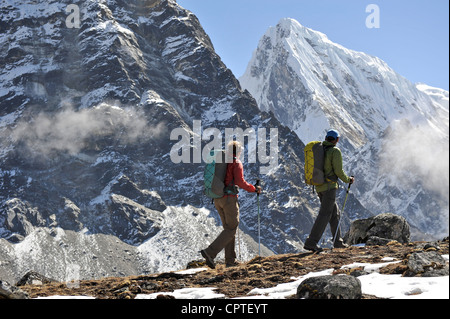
240, 18, 449, 239
1, 1, 373, 283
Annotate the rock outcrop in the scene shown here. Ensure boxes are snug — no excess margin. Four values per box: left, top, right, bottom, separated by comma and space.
405, 251, 449, 277
344, 213, 410, 245
0, 280, 29, 299
297, 275, 362, 299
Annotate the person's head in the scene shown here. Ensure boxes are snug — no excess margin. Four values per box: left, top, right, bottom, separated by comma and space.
228, 140, 243, 158
325, 129, 340, 144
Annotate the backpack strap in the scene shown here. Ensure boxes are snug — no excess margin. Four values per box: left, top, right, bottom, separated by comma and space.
224, 157, 239, 195
323, 145, 338, 189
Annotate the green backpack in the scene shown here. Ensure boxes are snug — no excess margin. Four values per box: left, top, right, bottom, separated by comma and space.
204, 150, 228, 199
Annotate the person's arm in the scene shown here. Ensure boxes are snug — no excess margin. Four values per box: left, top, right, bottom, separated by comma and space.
332, 148, 351, 184
232, 161, 257, 193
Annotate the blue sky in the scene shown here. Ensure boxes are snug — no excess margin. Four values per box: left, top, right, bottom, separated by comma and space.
177, 0, 449, 91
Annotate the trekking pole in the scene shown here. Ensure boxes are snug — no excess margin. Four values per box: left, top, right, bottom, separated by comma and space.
256, 179, 261, 256
333, 176, 354, 248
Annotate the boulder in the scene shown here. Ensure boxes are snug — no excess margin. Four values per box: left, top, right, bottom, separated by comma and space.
16, 270, 58, 286
297, 275, 362, 299
365, 236, 393, 246
0, 280, 29, 299
344, 213, 410, 245
404, 251, 449, 277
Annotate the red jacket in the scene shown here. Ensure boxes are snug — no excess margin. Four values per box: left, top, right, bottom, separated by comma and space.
225, 159, 256, 195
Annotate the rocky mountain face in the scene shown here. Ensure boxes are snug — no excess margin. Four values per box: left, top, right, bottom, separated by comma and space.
240, 18, 449, 239
0, 1, 374, 283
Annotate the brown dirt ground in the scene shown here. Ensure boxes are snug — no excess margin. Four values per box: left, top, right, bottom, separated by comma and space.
20, 239, 449, 299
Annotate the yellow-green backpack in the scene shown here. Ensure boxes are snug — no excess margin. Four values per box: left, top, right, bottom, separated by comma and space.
304, 141, 327, 186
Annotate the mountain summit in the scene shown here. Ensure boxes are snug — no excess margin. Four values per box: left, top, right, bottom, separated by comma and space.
240, 18, 449, 238
241, 18, 448, 146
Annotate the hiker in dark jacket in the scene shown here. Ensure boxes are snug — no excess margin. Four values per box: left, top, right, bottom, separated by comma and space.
201, 141, 261, 268
304, 129, 354, 252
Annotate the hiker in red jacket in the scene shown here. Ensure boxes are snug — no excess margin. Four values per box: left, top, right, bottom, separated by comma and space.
201, 141, 261, 268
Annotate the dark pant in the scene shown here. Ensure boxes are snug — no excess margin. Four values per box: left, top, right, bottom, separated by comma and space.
305, 188, 342, 247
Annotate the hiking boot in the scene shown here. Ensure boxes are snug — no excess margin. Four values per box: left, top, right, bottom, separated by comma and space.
303, 244, 323, 253
200, 250, 215, 269
334, 241, 349, 249
226, 261, 240, 268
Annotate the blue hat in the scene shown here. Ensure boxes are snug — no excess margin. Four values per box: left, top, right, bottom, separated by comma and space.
326, 129, 340, 139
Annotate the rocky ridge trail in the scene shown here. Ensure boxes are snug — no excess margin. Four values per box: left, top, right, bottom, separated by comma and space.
14, 238, 449, 299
